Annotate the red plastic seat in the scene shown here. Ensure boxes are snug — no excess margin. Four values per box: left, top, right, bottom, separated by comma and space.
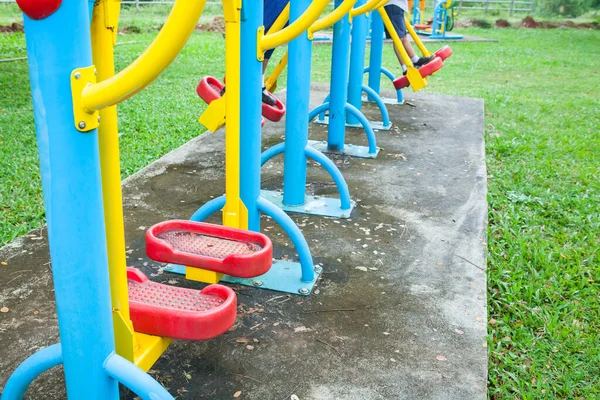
435, 45, 453, 61
127, 268, 236, 340
146, 220, 272, 278
393, 56, 444, 90
196, 76, 285, 123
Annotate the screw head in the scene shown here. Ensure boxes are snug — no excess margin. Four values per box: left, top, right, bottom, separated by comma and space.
314, 265, 323, 272
78, 121, 86, 129
74, 72, 81, 80
299, 288, 309, 295
94, 69, 97, 75
253, 280, 263, 287
165, 265, 173, 271
97, 116, 101, 122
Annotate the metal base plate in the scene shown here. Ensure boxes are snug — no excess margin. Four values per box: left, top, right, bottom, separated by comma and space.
362, 95, 404, 105
313, 115, 392, 131
308, 140, 380, 159
430, 35, 464, 40
260, 190, 354, 219
164, 261, 322, 296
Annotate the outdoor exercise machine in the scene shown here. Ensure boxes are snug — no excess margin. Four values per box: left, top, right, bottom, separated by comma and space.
413, 0, 463, 40
166, 0, 333, 296
308, 0, 390, 159
2, 0, 275, 398
259, 0, 360, 219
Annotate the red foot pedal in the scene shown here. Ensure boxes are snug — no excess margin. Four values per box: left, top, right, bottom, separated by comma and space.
127, 268, 236, 340
197, 76, 266, 126
147, 220, 272, 278
414, 24, 430, 30
262, 90, 286, 122
435, 46, 453, 61
393, 57, 444, 90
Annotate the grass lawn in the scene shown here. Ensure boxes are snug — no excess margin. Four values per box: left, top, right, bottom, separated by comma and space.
1, 5, 600, 399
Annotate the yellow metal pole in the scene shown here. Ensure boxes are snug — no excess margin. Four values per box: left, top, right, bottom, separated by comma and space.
269, 2, 290, 34
378, 6, 427, 91
265, 52, 288, 93
309, 0, 357, 36
259, 0, 329, 56
351, 0, 388, 17
83, 0, 207, 111
405, 15, 432, 56
222, 0, 243, 229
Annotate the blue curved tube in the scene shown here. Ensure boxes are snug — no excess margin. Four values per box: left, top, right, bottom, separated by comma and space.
343, 103, 378, 155
309, 102, 331, 123
260, 142, 285, 167
304, 146, 352, 210
190, 195, 226, 222
361, 84, 391, 127
1, 344, 63, 400
103, 353, 174, 400
256, 197, 314, 283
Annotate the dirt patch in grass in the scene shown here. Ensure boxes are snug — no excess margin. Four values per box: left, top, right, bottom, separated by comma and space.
196, 16, 225, 34
519, 16, 599, 29
495, 19, 511, 28
0, 23, 23, 33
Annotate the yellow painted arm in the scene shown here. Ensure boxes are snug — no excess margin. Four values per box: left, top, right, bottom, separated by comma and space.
309, 0, 357, 36
265, 52, 288, 93
377, 7, 427, 91
82, 0, 207, 111
351, 0, 388, 17
404, 15, 432, 57
267, 3, 290, 34
259, 0, 329, 55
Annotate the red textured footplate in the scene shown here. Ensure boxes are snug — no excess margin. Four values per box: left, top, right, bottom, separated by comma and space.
393, 56, 444, 90
414, 23, 430, 30
197, 76, 284, 122
147, 220, 273, 278
127, 268, 236, 340
435, 45, 453, 61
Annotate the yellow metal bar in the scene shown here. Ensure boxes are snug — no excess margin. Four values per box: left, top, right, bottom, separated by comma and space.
351, 0, 388, 17
404, 15, 432, 56
259, 0, 329, 56
82, 0, 207, 111
265, 52, 288, 93
268, 2, 290, 34
91, 0, 138, 363
378, 6, 427, 91
309, 0, 357, 36
222, 0, 243, 229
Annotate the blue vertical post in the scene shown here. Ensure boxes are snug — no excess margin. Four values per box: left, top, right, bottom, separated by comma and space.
327, 0, 352, 151
282, 0, 312, 207
21, 1, 118, 398
367, 10, 384, 100
347, 0, 368, 124
240, 1, 263, 231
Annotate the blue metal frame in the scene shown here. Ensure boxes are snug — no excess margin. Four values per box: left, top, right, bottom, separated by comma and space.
347, 0, 391, 130
414, 0, 463, 40
2, 2, 173, 399
182, 0, 321, 295
365, 10, 403, 104
308, 0, 379, 158
260, 0, 354, 219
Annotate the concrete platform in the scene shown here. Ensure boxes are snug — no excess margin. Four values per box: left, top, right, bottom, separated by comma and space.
0, 85, 487, 399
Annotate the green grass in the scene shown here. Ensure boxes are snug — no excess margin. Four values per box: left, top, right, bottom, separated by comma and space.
1, 7, 600, 399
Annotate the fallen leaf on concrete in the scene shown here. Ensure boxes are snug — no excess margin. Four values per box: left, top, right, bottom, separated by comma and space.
455, 329, 464, 335
0, 307, 8, 313
236, 338, 250, 344
253, 338, 259, 343
291, 395, 300, 400
246, 345, 254, 351
1, 261, 7, 266
294, 326, 311, 333
390, 358, 397, 362
355, 267, 368, 272
383, 332, 390, 335
233, 391, 242, 398
436, 355, 447, 361
368, 267, 378, 271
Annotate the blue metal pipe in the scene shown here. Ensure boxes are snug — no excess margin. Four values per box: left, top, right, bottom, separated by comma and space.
260, 142, 285, 166
103, 353, 174, 400
240, 1, 263, 231
304, 146, 352, 210
367, 10, 384, 100
20, 2, 119, 397
361, 84, 390, 126
1, 344, 63, 400
344, 103, 378, 155
190, 195, 226, 222
347, 0, 368, 124
282, 0, 312, 207
257, 197, 314, 282
327, 0, 351, 151
309, 102, 331, 123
